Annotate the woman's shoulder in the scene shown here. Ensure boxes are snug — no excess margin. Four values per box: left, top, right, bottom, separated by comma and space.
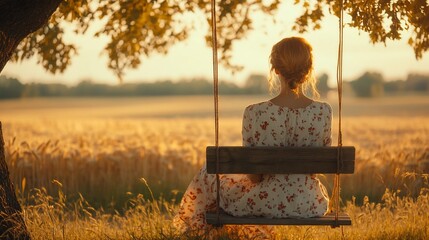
311, 100, 332, 114
312, 100, 332, 108
244, 100, 332, 114
244, 101, 272, 112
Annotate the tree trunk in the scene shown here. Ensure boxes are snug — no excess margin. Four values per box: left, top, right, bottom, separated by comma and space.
0, 32, 20, 74
0, 0, 62, 238
0, 0, 62, 73
0, 122, 31, 239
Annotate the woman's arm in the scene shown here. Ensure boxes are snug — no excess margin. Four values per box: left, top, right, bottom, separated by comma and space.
323, 103, 333, 146
242, 106, 263, 183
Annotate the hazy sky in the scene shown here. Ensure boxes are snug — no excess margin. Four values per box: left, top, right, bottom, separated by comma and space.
3, 2, 429, 87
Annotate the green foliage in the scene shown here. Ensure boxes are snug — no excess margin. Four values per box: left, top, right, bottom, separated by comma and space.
1, 72, 427, 99
95, 1, 189, 80
11, 22, 77, 74
11, 0, 281, 81
10, 1, 428, 82
405, 74, 429, 92
20, 82, 69, 97
72, 80, 111, 96
350, 72, 384, 97
0, 78, 250, 98
384, 80, 406, 93
294, 0, 429, 59
0, 76, 24, 99
316, 73, 330, 98
381, 74, 429, 94
244, 74, 268, 94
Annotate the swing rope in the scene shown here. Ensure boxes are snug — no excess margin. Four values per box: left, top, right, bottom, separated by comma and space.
329, 0, 345, 227
210, 0, 221, 227
209, 0, 345, 227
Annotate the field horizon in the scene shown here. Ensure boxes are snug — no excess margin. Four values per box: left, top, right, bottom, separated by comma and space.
1, 94, 429, 120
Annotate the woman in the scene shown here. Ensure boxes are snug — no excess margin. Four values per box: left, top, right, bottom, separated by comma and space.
174, 37, 331, 237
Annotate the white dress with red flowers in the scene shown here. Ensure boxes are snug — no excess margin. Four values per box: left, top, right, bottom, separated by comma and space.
174, 100, 331, 232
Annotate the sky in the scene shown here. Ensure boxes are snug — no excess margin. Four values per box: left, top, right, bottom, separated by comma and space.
2, 2, 429, 87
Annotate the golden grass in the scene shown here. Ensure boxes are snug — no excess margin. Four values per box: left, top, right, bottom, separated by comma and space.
4, 116, 429, 208
21, 178, 429, 240
1, 95, 428, 239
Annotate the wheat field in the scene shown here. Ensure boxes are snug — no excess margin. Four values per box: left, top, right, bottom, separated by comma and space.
1, 95, 429, 239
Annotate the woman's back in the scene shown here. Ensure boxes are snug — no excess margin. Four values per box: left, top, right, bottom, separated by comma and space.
212, 100, 332, 219
243, 101, 332, 148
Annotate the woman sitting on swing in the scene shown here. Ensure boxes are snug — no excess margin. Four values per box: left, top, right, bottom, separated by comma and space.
174, 37, 331, 235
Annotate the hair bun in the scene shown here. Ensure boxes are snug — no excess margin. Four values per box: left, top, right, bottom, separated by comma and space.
268, 37, 319, 98
288, 80, 298, 89
282, 69, 307, 90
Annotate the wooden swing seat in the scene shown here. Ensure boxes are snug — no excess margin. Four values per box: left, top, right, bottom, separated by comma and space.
205, 146, 355, 226
206, 212, 351, 226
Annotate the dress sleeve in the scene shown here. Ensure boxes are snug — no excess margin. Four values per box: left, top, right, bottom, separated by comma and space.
323, 103, 333, 146
242, 106, 254, 147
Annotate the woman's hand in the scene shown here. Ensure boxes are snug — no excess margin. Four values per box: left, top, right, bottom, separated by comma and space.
247, 174, 263, 183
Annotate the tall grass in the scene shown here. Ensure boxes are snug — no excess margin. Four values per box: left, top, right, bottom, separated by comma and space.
20, 176, 429, 239
5, 119, 215, 208
1, 95, 428, 239
4, 117, 429, 209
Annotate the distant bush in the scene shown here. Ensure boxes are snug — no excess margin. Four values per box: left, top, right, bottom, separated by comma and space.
316, 73, 330, 98
384, 80, 405, 93
0, 76, 24, 98
244, 74, 268, 94
383, 74, 429, 94
406, 74, 429, 92
350, 72, 384, 97
22, 83, 69, 97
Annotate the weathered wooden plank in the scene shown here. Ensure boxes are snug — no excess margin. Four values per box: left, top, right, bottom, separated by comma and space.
205, 212, 352, 226
206, 146, 355, 174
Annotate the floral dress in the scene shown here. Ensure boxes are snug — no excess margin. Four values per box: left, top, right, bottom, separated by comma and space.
174, 100, 332, 236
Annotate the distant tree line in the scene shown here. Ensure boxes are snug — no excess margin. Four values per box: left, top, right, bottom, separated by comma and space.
347, 72, 429, 97
0, 72, 428, 99
0, 76, 259, 99
0, 74, 274, 99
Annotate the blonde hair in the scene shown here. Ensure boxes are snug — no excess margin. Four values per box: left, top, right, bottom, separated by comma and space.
268, 37, 319, 98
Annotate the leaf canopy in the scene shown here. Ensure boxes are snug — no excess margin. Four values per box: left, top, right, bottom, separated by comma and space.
11, 0, 429, 81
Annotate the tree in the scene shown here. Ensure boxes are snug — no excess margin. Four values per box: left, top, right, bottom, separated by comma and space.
244, 74, 268, 94
350, 72, 384, 97
0, 76, 24, 99
384, 79, 405, 93
0, 122, 31, 239
316, 73, 330, 98
0, 1, 61, 237
406, 74, 429, 92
